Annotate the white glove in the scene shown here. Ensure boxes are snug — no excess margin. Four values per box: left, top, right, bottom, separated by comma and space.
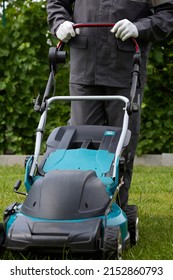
110, 19, 138, 41
56, 21, 80, 43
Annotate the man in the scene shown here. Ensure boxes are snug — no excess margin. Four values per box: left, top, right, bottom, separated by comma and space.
46, 0, 173, 206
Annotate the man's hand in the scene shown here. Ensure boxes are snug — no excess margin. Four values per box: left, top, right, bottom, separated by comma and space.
110, 19, 138, 41
56, 21, 80, 43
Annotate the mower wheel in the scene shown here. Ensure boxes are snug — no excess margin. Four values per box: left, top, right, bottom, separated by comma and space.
123, 205, 138, 246
0, 223, 5, 248
103, 226, 122, 260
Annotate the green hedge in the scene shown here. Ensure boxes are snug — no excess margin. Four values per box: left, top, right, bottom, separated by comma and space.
138, 36, 173, 155
0, 1, 173, 155
0, 0, 70, 154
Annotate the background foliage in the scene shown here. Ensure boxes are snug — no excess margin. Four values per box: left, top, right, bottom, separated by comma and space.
137, 37, 173, 155
0, 0, 70, 154
0, 0, 173, 155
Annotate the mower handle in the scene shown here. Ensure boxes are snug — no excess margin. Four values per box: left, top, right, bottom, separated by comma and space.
37, 22, 141, 113
57, 22, 140, 54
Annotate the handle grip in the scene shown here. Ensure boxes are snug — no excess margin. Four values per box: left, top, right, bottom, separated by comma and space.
57, 22, 140, 54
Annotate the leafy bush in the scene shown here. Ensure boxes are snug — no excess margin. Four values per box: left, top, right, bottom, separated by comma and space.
138, 35, 173, 155
0, 0, 70, 154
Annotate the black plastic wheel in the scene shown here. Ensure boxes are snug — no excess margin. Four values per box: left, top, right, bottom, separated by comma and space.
103, 226, 122, 260
123, 205, 138, 246
0, 223, 5, 248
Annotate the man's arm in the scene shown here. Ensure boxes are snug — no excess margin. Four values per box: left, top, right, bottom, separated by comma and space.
47, 0, 75, 36
134, 1, 173, 42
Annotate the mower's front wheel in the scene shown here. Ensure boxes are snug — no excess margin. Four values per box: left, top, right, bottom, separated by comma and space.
103, 226, 122, 260
123, 205, 138, 246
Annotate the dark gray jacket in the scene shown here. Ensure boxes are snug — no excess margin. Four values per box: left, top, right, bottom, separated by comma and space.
47, 0, 173, 87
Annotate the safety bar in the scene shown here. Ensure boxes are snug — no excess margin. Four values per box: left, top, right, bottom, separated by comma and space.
29, 95, 129, 178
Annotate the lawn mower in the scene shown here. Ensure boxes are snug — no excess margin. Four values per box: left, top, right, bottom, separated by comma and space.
0, 23, 140, 259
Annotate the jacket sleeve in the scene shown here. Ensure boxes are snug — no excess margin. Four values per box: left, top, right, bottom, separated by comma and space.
46, 0, 75, 35
134, 1, 173, 42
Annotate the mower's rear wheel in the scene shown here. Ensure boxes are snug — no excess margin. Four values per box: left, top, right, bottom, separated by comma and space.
103, 226, 122, 260
0, 223, 5, 248
123, 205, 138, 246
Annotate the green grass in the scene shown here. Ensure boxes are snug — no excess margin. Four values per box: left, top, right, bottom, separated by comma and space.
124, 165, 173, 260
0, 165, 173, 260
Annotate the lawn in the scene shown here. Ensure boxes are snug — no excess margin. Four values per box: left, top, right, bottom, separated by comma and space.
0, 164, 173, 260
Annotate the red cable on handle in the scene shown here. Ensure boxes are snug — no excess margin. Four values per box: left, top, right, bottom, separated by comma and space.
75, 23, 140, 53
57, 22, 140, 54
